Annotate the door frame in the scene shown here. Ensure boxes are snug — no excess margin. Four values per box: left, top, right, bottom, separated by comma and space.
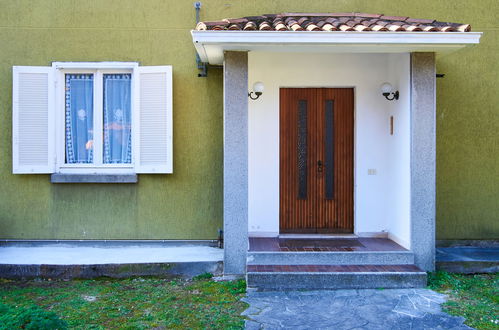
278, 86, 356, 234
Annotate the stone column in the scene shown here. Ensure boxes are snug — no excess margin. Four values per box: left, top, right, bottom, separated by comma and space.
410, 52, 436, 271
223, 51, 248, 275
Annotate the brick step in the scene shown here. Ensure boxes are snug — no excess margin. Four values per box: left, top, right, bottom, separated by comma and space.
246, 264, 427, 290
247, 250, 415, 265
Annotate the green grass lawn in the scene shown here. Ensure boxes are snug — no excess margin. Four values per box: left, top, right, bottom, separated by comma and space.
1, 272, 497, 329
0, 275, 248, 329
428, 271, 499, 330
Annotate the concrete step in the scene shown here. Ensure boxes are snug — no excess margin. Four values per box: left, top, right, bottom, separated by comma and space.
247, 250, 415, 265
0, 242, 224, 279
247, 264, 427, 290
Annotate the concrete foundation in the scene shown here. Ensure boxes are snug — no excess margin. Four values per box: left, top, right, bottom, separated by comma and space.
0, 262, 223, 280
436, 246, 499, 273
0, 242, 224, 279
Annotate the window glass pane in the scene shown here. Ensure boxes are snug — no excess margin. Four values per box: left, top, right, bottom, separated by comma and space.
65, 74, 94, 164
325, 100, 335, 200
297, 100, 308, 200
103, 74, 132, 164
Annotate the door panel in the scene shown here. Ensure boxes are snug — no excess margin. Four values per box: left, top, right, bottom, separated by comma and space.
280, 88, 354, 233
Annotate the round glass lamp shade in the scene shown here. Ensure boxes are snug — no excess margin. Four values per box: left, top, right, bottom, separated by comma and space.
380, 82, 393, 94
253, 81, 264, 94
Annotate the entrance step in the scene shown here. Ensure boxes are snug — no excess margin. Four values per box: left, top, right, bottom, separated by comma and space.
247, 250, 415, 265
246, 264, 427, 290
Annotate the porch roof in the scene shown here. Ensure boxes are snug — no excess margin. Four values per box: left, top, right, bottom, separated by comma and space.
191, 12, 482, 65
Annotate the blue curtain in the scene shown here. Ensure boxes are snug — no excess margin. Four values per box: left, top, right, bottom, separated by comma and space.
65, 74, 94, 164
103, 74, 132, 164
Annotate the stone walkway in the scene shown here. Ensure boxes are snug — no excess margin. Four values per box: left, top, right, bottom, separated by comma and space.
242, 289, 471, 329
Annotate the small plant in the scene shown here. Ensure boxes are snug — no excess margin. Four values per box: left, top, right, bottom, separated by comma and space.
192, 272, 214, 281
0, 304, 68, 330
229, 279, 247, 294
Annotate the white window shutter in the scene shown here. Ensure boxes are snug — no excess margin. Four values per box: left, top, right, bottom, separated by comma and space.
134, 66, 173, 173
12, 66, 55, 174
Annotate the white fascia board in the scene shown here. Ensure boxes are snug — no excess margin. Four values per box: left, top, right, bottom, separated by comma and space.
191, 31, 482, 65
52, 62, 139, 69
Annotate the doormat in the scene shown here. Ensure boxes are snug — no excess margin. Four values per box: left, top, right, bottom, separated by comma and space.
279, 239, 364, 251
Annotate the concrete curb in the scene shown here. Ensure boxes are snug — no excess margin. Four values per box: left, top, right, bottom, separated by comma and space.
0, 261, 223, 279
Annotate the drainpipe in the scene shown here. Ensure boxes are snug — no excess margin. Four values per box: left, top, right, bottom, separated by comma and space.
194, 2, 208, 77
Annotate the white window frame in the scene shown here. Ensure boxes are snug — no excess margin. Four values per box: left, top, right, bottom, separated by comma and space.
53, 62, 139, 174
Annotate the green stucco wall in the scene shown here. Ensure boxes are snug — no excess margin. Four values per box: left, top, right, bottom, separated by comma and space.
0, 0, 497, 240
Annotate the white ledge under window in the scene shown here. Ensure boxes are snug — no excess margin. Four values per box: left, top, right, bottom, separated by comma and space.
51, 174, 138, 183
191, 31, 483, 65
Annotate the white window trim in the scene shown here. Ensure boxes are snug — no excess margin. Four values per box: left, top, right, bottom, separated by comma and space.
12, 62, 172, 176
53, 62, 139, 70
53, 62, 139, 174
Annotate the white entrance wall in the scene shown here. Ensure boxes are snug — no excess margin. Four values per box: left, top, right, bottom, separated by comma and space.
248, 52, 411, 248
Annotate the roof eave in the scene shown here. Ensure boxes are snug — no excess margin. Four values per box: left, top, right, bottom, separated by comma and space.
191, 31, 482, 65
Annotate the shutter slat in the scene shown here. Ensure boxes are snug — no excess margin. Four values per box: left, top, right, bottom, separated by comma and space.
12, 67, 55, 173
134, 66, 172, 173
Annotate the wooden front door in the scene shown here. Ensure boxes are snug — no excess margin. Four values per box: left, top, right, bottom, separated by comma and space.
279, 88, 354, 233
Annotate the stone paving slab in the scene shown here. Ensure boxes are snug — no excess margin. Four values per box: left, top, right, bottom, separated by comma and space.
242, 288, 471, 329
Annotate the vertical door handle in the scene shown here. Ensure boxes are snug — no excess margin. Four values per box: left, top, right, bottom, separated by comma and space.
317, 160, 323, 172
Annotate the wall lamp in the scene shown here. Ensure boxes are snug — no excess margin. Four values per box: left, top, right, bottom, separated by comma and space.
248, 81, 264, 100
380, 82, 399, 101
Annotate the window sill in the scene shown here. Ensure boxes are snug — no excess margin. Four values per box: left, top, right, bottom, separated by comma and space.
50, 174, 138, 183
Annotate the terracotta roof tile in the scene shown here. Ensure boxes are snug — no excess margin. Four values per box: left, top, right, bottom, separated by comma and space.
243, 21, 257, 31
386, 24, 405, 32
406, 17, 435, 24
420, 25, 439, 32
402, 24, 423, 32
354, 13, 383, 18
371, 25, 388, 32
226, 18, 248, 24
196, 12, 471, 32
